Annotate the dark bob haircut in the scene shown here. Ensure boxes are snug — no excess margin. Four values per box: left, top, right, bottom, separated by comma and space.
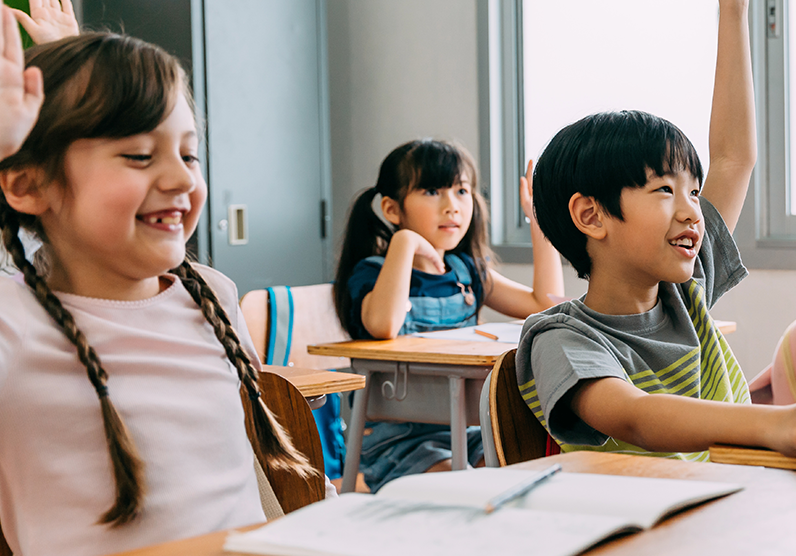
532, 110, 703, 279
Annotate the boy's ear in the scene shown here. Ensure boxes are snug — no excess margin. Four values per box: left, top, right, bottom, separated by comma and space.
568, 193, 607, 240
0, 168, 50, 216
380, 195, 402, 226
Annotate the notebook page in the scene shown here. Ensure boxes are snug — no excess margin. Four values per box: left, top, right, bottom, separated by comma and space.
377, 468, 742, 530
515, 473, 742, 529
223, 493, 634, 556
414, 322, 522, 343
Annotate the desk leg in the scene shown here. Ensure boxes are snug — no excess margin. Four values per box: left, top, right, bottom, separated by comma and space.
449, 375, 467, 471
341, 367, 370, 493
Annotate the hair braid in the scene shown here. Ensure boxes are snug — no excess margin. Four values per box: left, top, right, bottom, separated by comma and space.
171, 261, 318, 478
0, 199, 146, 526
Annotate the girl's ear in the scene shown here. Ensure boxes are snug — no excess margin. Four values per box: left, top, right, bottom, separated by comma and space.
0, 168, 49, 216
569, 193, 607, 240
380, 195, 402, 227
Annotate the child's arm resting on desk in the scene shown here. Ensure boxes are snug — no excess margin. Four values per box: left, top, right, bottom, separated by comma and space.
570, 377, 796, 457
699, 0, 756, 234
482, 161, 565, 318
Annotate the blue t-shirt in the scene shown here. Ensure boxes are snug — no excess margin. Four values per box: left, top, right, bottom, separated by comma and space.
346, 252, 484, 340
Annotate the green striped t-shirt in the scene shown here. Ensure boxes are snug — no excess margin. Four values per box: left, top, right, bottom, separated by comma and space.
515, 198, 749, 462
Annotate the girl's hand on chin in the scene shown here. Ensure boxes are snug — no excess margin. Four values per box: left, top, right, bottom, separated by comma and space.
394, 229, 445, 274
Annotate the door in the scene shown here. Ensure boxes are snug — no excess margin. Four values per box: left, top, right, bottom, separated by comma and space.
203, 0, 331, 294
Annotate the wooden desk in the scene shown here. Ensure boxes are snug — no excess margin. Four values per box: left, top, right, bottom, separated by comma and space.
263, 365, 366, 398
308, 318, 737, 493
309, 336, 513, 491
715, 320, 737, 334
113, 451, 796, 555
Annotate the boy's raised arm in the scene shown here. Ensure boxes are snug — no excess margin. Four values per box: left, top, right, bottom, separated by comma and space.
700, 0, 756, 233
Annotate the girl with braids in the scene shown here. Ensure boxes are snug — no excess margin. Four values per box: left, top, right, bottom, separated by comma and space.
0, 9, 318, 556
333, 139, 565, 493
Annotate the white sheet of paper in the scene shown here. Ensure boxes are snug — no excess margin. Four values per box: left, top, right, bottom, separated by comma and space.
414, 322, 523, 344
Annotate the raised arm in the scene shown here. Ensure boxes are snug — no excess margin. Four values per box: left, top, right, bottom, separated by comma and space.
699, 0, 756, 233
0, 6, 43, 161
483, 160, 565, 318
9, 0, 78, 45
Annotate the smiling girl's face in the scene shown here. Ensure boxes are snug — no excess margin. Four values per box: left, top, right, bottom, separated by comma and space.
37, 92, 207, 299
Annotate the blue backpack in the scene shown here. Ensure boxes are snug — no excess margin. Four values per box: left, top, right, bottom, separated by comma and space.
264, 286, 346, 479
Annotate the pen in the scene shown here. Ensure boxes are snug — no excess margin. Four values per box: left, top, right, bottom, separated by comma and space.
474, 328, 499, 341
484, 464, 562, 514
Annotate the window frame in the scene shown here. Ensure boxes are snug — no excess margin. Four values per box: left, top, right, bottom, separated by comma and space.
484, 0, 796, 269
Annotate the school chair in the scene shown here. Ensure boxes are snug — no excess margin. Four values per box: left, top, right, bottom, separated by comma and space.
240, 284, 350, 372
246, 370, 326, 515
479, 349, 558, 466
240, 284, 351, 482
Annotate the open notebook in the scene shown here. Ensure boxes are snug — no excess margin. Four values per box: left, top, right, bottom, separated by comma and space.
224, 467, 741, 556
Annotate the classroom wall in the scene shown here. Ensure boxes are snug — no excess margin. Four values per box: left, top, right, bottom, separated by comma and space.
326, 0, 481, 252
326, 1, 796, 378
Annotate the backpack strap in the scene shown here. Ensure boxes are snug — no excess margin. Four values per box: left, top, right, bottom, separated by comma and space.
266, 286, 294, 366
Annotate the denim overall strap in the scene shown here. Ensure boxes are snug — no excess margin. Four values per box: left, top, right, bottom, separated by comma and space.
444, 253, 472, 286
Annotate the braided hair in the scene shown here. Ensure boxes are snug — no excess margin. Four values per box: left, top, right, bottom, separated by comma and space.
0, 32, 315, 527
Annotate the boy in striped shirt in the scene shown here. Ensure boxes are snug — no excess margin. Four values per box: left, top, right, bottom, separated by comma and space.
518, 0, 796, 460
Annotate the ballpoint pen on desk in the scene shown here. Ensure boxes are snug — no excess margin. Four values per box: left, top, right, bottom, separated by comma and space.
484, 464, 563, 514
474, 328, 499, 341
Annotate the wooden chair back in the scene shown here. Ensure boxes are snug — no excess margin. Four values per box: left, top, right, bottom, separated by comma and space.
487, 349, 550, 466
244, 371, 326, 514
240, 284, 350, 369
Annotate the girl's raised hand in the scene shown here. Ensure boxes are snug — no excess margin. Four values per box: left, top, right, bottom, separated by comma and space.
10, 0, 78, 45
519, 159, 536, 224
0, 5, 43, 161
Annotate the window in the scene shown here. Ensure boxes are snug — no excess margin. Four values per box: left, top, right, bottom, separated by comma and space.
523, 1, 718, 175
764, 0, 796, 239
486, 0, 796, 268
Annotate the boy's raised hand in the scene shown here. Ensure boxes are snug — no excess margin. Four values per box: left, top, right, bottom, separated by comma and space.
10, 0, 78, 45
0, 5, 43, 161
699, 0, 755, 233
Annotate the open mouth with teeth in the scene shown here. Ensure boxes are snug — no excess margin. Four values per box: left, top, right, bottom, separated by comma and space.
670, 237, 694, 249
668, 233, 699, 257
136, 210, 185, 230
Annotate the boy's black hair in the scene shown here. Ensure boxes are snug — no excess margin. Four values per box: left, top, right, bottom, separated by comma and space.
532, 110, 704, 279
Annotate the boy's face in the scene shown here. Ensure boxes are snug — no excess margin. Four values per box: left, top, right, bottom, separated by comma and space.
601, 170, 704, 287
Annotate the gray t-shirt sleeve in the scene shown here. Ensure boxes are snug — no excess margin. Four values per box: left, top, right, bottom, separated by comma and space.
693, 197, 748, 308
530, 326, 625, 446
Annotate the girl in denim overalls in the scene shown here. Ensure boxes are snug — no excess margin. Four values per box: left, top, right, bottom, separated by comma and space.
333, 139, 565, 492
